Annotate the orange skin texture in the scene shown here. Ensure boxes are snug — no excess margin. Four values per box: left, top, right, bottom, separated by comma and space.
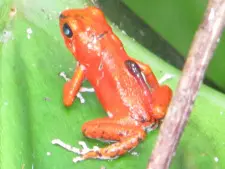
59, 7, 172, 160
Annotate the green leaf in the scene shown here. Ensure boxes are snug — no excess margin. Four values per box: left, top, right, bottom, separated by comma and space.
1, 1, 225, 169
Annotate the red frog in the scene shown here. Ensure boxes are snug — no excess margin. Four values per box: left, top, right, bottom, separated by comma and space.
57, 6, 172, 162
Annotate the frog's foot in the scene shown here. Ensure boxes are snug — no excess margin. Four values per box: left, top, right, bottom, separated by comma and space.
59, 71, 71, 81
51, 139, 100, 163
143, 121, 159, 133
130, 151, 139, 157
72, 143, 101, 163
159, 73, 175, 84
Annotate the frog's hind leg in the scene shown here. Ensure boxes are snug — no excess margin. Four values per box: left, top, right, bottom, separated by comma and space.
127, 58, 172, 119
77, 118, 146, 162
151, 85, 172, 119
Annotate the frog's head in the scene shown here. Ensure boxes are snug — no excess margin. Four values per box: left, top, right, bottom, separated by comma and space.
59, 7, 112, 60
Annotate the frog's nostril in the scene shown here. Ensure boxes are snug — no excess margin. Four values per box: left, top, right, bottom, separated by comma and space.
59, 13, 66, 19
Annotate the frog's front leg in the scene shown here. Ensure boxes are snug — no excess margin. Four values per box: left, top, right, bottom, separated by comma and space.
63, 64, 86, 106
72, 118, 145, 162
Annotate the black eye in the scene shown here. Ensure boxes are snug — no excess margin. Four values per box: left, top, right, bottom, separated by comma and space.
63, 23, 73, 38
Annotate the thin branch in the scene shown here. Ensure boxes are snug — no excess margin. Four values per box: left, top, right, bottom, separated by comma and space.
147, 0, 225, 169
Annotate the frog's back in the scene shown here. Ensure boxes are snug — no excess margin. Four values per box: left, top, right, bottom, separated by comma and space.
85, 35, 153, 122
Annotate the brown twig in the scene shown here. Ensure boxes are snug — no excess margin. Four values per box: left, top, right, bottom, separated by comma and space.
147, 0, 225, 169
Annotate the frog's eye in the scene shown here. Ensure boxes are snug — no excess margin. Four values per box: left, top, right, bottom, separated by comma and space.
63, 23, 73, 38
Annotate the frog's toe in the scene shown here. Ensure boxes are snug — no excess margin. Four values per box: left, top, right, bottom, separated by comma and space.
52, 138, 102, 161
78, 141, 100, 155
52, 138, 82, 155
73, 156, 84, 163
